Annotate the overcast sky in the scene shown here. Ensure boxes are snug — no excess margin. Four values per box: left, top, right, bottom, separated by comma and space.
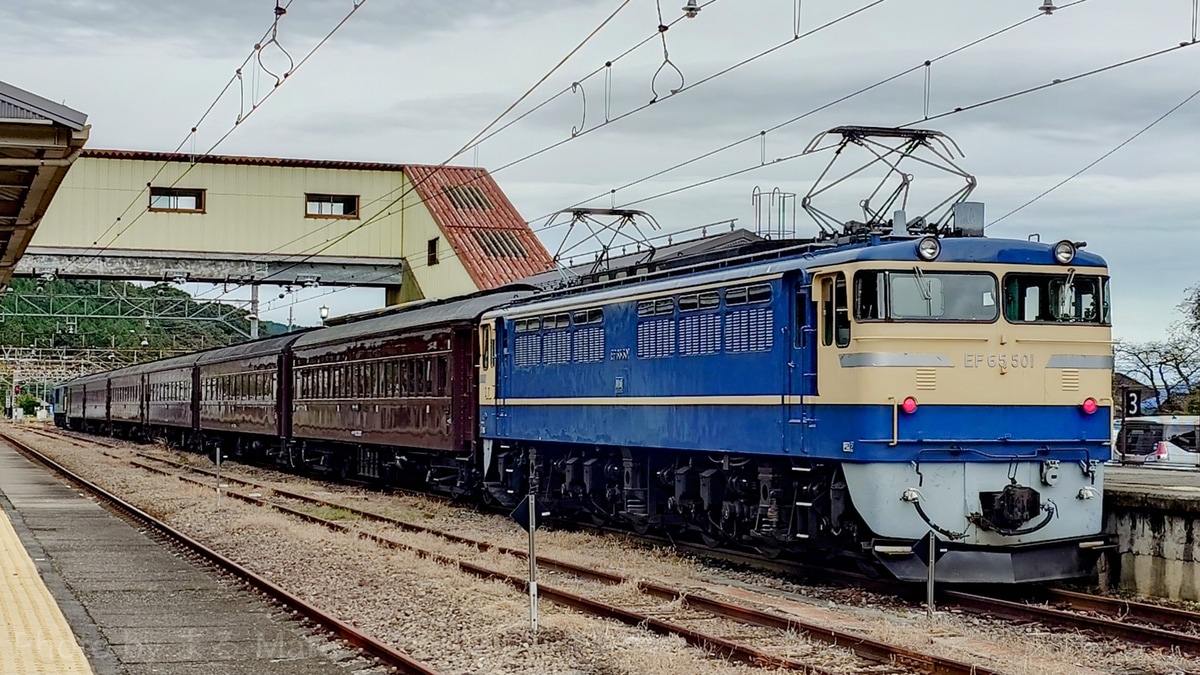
4, 0, 1199, 339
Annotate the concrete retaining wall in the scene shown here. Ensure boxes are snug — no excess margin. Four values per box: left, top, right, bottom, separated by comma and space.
1105, 488, 1200, 600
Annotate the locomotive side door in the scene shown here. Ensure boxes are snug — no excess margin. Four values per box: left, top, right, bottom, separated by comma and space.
787, 276, 817, 453
478, 318, 503, 435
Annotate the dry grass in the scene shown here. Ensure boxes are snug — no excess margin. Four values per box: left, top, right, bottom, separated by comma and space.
21, 427, 1200, 674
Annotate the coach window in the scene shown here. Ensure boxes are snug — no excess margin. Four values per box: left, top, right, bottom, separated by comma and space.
437, 357, 449, 396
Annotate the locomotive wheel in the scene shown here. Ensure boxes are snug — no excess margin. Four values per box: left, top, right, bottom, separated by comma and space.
755, 544, 784, 559
629, 517, 652, 536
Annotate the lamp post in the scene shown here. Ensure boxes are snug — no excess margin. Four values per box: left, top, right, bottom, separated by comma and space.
319, 305, 329, 322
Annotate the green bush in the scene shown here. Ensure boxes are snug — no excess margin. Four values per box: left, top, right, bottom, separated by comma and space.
16, 393, 38, 416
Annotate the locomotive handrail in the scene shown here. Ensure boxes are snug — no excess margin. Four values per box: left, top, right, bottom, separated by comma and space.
887, 397, 898, 447
1012, 337, 1115, 344
852, 335, 989, 342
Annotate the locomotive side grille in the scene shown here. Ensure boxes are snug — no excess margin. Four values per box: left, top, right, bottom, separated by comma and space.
915, 368, 937, 391
1061, 369, 1080, 391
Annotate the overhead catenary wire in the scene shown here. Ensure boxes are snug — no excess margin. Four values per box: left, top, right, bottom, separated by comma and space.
217, 0, 891, 300
526, 0, 1088, 230
92, 0, 370, 254
87, 0, 300, 250
987, 85, 1200, 228
200, 0, 645, 307
202, 0, 888, 311
216, 0, 657, 267
609, 36, 1200, 212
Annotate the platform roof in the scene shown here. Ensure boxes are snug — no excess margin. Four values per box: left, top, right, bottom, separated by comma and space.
0, 79, 89, 287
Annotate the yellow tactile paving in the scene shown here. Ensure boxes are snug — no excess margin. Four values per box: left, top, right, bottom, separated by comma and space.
0, 509, 92, 675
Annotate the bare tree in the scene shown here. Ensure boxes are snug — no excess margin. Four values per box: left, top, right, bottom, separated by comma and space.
1115, 324, 1200, 413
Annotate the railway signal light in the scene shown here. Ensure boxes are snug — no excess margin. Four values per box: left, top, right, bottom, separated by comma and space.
12, 386, 19, 395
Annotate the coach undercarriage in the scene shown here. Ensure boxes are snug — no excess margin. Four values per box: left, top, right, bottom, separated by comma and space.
185, 429, 869, 555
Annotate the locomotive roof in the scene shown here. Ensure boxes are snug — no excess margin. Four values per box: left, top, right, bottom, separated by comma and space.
488, 236, 1108, 317
290, 289, 534, 350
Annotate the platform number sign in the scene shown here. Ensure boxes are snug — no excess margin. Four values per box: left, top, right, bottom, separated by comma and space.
1124, 390, 1141, 417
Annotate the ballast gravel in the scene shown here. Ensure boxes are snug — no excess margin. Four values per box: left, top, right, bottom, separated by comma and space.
16, 426, 1200, 675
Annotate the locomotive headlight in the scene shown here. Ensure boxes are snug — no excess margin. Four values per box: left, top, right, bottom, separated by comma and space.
1053, 240, 1076, 265
916, 236, 941, 261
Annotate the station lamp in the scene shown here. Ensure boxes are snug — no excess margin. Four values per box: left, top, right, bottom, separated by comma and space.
319, 305, 330, 320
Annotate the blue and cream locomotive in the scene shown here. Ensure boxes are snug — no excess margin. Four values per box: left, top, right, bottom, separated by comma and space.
56, 206, 1114, 583
479, 233, 1112, 583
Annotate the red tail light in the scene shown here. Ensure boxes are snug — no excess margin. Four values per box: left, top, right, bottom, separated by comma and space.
901, 397, 918, 414
1081, 398, 1098, 415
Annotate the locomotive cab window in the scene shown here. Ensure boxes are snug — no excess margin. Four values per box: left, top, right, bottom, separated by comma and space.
1003, 273, 1109, 324
821, 273, 851, 347
855, 270, 999, 322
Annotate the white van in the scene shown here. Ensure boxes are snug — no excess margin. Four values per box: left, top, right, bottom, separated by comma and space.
1115, 415, 1200, 465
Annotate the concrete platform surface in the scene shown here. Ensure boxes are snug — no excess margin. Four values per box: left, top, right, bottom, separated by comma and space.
0, 487, 93, 674
0, 440, 366, 674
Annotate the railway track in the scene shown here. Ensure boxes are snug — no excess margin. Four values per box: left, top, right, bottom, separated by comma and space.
30, 426, 1200, 661
0, 429, 442, 675
27, 427, 1000, 674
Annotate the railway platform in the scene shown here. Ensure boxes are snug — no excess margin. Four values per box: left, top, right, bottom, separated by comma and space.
0, 439, 359, 674
1104, 465, 1200, 601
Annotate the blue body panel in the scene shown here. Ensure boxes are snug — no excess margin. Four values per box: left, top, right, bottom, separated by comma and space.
482, 403, 786, 455
481, 237, 1111, 466
481, 403, 1112, 463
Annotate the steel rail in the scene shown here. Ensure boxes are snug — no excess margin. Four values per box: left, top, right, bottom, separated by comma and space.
114, 443, 994, 675
45, 429, 1200, 666
24, 432, 842, 672
167, 474, 835, 672
1042, 587, 1200, 630
0, 430, 443, 675
942, 590, 1200, 655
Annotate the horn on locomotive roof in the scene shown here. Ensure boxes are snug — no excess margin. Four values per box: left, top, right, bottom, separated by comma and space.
799, 125, 978, 240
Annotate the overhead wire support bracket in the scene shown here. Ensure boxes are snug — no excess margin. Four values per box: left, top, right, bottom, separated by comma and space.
570, 82, 586, 137
650, 0, 686, 102
799, 126, 975, 239
256, 0, 295, 89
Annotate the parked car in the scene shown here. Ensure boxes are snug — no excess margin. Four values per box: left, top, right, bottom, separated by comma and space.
1115, 415, 1200, 466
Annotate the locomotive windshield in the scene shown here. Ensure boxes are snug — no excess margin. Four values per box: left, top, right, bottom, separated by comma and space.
1003, 273, 1110, 324
854, 270, 998, 322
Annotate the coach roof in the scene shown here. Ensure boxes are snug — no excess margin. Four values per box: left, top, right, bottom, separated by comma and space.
196, 332, 309, 366
291, 290, 534, 350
